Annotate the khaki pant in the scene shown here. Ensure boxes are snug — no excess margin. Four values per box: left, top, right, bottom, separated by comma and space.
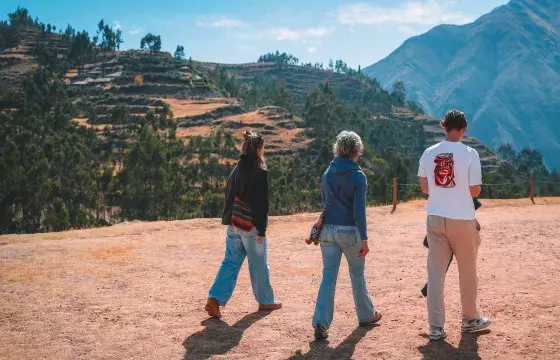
427, 215, 481, 328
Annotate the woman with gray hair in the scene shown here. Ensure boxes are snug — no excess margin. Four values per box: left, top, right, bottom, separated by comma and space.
309, 130, 381, 340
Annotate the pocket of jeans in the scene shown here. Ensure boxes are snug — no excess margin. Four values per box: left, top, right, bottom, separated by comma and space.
319, 225, 334, 243
336, 228, 359, 248
244, 226, 258, 238
226, 225, 237, 237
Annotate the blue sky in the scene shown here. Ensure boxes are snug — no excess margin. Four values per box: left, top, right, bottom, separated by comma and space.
1, 0, 508, 67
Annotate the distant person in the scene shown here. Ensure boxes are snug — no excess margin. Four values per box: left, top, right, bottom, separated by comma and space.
418, 109, 491, 341
309, 131, 381, 341
205, 131, 282, 318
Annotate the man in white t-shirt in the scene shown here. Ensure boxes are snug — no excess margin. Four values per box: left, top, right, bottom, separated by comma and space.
418, 109, 491, 341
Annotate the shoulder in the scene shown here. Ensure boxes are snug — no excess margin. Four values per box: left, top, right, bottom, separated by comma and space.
421, 143, 440, 158
351, 170, 367, 184
465, 146, 480, 159
424, 142, 441, 154
420, 144, 437, 162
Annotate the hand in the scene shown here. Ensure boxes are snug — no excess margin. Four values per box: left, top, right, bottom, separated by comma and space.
358, 241, 369, 257
257, 236, 264, 244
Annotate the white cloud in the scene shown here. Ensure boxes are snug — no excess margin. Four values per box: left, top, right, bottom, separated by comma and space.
114, 20, 121, 30
306, 26, 334, 37
336, 0, 472, 26
271, 28, 303, 41
196, 16, 245, 28
236, 44, 258, 52
229, 32, 263, 40
397, 25, 417, 35
128, 27, 142, 36
271, 26, 335, 41
308, 47, 317, 53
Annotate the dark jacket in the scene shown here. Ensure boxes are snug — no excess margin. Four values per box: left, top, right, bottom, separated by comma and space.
222, 154, 269, 236
321, 157, 368, 240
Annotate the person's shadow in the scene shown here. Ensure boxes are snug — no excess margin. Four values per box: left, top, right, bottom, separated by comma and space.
182, 312, 270, 360
417, 330, 490, 360
288, 325, 377, 360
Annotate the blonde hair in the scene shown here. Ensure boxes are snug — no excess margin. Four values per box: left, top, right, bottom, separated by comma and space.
333, 131, 364, 158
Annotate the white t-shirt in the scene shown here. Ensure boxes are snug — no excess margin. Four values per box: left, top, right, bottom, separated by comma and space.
418, 140, 482, 220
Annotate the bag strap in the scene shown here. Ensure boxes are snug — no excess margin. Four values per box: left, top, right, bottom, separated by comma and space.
323, 171, 353, 213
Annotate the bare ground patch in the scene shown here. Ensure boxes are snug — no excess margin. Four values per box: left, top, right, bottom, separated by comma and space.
1, 200, 559, 359
159, 98, 234, 118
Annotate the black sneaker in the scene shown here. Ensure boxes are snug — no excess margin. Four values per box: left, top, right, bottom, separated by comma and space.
314, 325, 329, 340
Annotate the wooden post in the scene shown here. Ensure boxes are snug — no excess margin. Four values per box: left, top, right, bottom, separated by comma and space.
529, 177, 535, 204
391, 178, 397, 213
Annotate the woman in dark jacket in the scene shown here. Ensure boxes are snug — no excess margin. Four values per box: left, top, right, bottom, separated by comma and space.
310, 131, 381, 340
205, 131, 282, 318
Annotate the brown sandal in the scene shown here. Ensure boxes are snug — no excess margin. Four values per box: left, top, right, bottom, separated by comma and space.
205, 298, 222, 318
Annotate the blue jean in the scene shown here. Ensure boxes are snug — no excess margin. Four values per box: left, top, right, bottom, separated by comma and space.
312, 224, 375, 328
208, 225, 276, 306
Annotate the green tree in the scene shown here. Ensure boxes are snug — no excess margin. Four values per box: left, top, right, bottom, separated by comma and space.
111, 104, 130, 169
68, 31, 93, 74
391, 81, 406, 107
8, 7, 33, 28
140, 33, 162, 53
93, 19, 120, 51
271, 80, 297, 114
174, 45, 185, 59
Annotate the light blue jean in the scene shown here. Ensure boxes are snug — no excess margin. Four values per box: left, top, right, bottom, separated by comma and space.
312, 224, 375, 328
208, 225, 276, 306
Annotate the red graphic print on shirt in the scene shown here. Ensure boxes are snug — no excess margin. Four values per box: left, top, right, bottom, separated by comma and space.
434, 153, 456, 188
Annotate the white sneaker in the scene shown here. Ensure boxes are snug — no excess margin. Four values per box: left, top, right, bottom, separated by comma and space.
462, 317, 491, 333
429, 327, 448, 341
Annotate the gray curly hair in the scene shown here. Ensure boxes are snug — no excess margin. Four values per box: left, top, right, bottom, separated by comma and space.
333, 131, 364, 158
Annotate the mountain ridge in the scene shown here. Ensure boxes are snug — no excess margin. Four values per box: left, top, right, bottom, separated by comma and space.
364, 0, 560, 170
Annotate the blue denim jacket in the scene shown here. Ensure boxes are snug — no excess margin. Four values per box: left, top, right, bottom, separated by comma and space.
321, 157, 368, 240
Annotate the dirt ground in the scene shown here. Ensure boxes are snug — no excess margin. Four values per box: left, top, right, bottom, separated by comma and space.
1, 198, 559, 360
160, 98, 233, 118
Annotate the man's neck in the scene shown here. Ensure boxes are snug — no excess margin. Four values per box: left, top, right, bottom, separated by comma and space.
445, 135, 462, 142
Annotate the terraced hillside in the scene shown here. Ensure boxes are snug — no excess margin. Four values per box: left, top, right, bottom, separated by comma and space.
60, 51, 307, 156
0, 28, 67, 92
208, 62, 502, 171
0, 25, 501, 165
210, 62, 370, 102
1, 29, 504, 171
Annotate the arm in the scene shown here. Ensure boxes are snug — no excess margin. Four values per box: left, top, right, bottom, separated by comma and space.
353, 174, 370, 257
418, 152, 429, 194
353, 174, 368, 241
469, 150, 482, 198
253, 170, 269, 239
221, 166, 237, 224
321, 177, 326, 209
419, 176, 429, 194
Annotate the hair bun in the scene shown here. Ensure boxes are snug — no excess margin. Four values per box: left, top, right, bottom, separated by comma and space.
242, 131, 251, 140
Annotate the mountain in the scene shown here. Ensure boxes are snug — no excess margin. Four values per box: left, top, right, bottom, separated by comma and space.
363, 0, 560, 170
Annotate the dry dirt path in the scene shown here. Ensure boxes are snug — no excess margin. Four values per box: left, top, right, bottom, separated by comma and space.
1, 198, 559, 360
